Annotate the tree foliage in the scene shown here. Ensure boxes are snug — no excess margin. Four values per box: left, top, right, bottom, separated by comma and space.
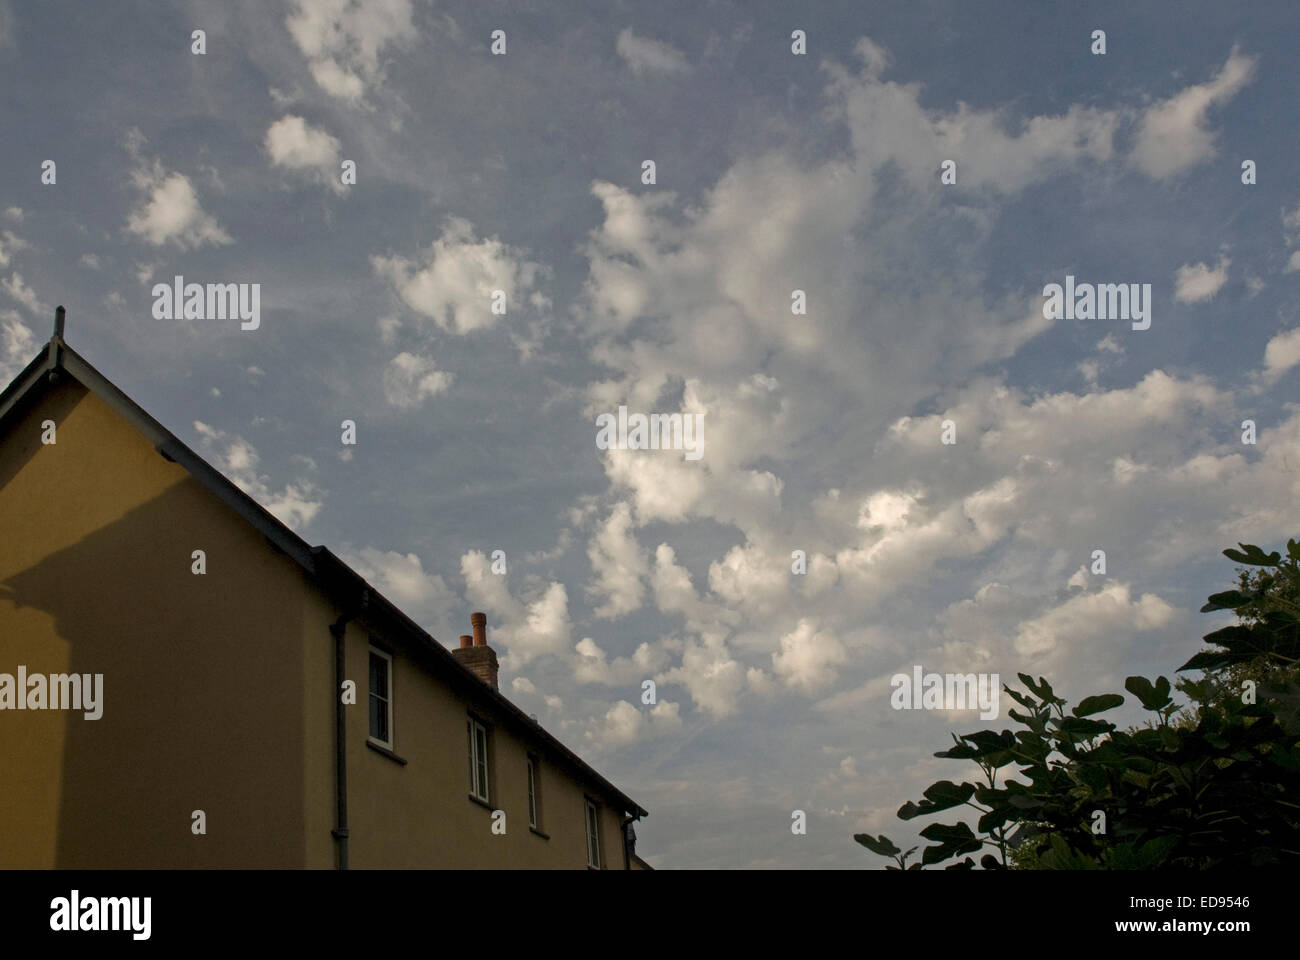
855, 541, 1300, 869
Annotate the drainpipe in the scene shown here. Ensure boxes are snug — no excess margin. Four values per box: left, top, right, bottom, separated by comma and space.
330, 611, 355, 869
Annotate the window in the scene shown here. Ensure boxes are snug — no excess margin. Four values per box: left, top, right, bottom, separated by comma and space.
527, 757, 539, 829
585, 798, 601, 868
467, 717, 490, 802
368, 648, 393, 748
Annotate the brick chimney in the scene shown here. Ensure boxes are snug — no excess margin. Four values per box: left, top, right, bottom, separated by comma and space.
453, 611, 499, 690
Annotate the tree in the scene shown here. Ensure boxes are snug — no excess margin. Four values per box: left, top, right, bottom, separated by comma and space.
855, 541, 1300, 869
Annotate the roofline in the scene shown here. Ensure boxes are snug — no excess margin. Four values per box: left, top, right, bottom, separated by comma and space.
0, 334, 648, 820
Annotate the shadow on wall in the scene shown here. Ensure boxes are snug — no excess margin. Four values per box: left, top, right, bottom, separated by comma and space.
2, 479, 310, 867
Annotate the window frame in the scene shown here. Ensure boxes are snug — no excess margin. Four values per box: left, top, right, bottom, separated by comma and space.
467, 716, 490, 803
585, 797, 602, 869
367, 646, 394, 750
526, 755, 539, 830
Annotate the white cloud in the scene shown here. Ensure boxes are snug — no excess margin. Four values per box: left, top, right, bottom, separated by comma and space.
1174, 257, 1230, 303
2, 272, 43, 315
585, 698, 682, 750
0, 229, 27, 267
0, 309, 36, 385
347, 547, 457, 636
382, 351, 453, 407
1283, 205, 1300, 272
78, 253, 101, 270
372, 217, 546, 336
827, 37, 1118, 194
567, 39, 1279, 726
124, 133, 231, 250
462, 549, 572, 668
192, 421, 322, 530
1013, 583, 1176, 658
265, 116, 339, 168
586, 502, 648, 619
771, 619, 848, 692
265, 115, 344, 193
1260, 327, 1300, 383
660, 635, 746, 717
1131, 49, 1257, 179
573, 636, 667, 685
286, 0, 416, 102
616, 28, 690, 76
651, 542, 739, 638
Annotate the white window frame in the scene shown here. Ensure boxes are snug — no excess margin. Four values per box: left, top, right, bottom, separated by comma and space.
585, 798, 601, 869
468, 717, 490, 802
368, 647, 394, 749
527, 757, 538, 829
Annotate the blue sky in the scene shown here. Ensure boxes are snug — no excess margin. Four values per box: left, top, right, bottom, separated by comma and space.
3, 0, 1300, 867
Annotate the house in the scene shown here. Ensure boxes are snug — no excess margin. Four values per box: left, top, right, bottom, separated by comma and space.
0, 308, 651, 869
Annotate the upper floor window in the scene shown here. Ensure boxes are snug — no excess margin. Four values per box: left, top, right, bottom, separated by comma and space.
585, 798, 602, 868
468, 717, 490, 802
527, 757, 539, 829
368, 648, 393, 748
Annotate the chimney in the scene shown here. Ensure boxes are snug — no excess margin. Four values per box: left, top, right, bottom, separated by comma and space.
453, 612, 499, 690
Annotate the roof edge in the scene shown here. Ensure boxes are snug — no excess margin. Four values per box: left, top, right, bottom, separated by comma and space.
1, 334, 647, 819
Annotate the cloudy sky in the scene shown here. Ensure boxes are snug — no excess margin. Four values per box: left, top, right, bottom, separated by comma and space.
3, 1, 1299, 868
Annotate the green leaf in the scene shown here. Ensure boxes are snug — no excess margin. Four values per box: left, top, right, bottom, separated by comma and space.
1223, 543, 1280, 567
1125, 676, 1173, 711
1055, 717, 1114, 738
1073, 694, 1124, 717
918, 821, 977, 844
897, 801, 922, 821
1005, 687, 1038, 710
1200, 590, 1252, 613
1136, 835, 1178, 867
1074, 763, 1109, 794
1018, 673, 1051, 701
853, 833, 901, 857
978, 806, 1015, 834
1179, 650, 1232, 672
921, 780, 976, 811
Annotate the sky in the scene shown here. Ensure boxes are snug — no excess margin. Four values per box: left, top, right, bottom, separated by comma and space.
2, 0, 1300, 868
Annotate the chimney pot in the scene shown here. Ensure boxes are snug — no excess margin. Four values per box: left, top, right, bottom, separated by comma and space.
454, 613, 498, 690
